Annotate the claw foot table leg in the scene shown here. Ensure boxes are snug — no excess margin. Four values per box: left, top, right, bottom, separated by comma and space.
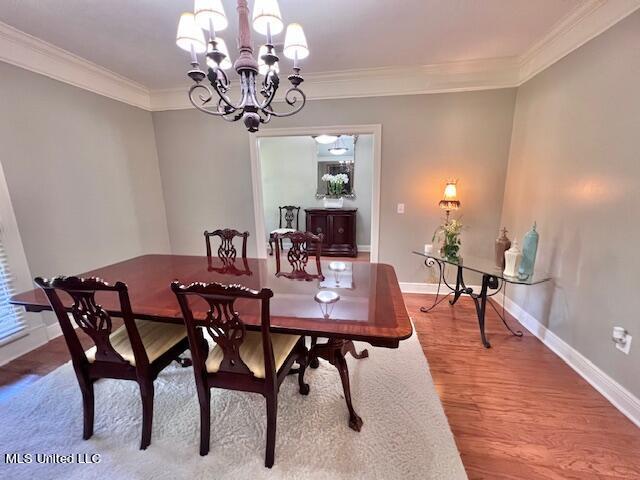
310, 338, 365, 431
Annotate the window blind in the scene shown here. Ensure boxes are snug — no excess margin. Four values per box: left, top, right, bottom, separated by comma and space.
0, 229, 25, 342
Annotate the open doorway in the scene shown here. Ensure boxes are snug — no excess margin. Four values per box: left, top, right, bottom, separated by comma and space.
249, 125, 381, 262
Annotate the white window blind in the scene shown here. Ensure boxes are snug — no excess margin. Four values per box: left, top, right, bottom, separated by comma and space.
0, 229, 25, 342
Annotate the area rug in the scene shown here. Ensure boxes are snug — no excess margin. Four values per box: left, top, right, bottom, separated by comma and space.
0, 331, 466, 479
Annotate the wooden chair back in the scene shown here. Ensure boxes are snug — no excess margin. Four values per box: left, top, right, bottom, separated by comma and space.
171, 281, 276, 381
274, 231, 324, 281
278, 206, 300, 230
204, 228, 249, 262
34, 276, 149, 369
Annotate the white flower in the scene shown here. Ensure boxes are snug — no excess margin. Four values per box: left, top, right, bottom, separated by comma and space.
322, 173, 335, 182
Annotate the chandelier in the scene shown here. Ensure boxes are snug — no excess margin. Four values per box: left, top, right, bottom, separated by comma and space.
176, 0, 309, 132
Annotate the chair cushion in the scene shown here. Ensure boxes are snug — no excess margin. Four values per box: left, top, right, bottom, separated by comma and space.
85, 320, 187, 366
205, 331, 300, 379
270, 228, 296, 235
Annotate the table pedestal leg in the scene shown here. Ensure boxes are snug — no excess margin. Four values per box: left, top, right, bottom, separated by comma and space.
470, 274, 499, 349
310, 338, 365, 431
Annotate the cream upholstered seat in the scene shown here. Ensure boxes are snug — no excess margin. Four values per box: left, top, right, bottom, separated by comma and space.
270, 227, 296, 235
85, 320, 187, 366
205, 331, 301, 379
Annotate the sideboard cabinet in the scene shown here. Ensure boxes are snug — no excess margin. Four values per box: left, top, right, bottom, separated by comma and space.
305, 208, 358, 257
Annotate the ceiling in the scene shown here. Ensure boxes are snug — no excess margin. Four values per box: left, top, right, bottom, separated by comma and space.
0, 0, 583, 90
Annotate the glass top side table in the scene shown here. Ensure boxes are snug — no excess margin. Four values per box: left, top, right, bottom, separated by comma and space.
412, 251, 552, 348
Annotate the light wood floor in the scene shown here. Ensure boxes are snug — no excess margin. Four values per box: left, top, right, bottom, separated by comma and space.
1, 291, 639, 479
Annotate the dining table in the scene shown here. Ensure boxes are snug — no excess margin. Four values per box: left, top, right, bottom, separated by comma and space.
10, 254, 413, 431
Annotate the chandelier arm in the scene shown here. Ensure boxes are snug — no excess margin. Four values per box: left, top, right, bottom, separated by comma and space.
258, 109, 272, 124
262, 87, 307, 118
209, 74, 242, 111
213, 67, 231, 93
188, 84, 236, 116
218, 98, 245, 122
258, 74, 279, 110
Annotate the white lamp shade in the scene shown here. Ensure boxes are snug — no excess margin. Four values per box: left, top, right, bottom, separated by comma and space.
283, 23, 309, 60
176, 13, 206, 53
194, 0, 228, 32
315, 135, 338, 144
443, 181, 458, 200
258, 45, 280, 75
329, 136, 348, 155
252, 0, 284, 35
206, 37, 232, 70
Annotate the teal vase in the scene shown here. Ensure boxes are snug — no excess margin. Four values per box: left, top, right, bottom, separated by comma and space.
518, 222, 539, 277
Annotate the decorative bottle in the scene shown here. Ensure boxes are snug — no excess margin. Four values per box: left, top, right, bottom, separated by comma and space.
494, 227, 511, 269
503, 240, 522, 278
518, 222, 539, 278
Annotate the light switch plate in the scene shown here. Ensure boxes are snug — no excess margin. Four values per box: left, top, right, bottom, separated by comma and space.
616, 335, 632, 354
397, 203, 405, 214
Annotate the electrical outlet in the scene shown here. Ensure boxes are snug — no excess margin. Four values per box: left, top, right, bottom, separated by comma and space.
397, 203, 405, 214
616, 334, 632, 355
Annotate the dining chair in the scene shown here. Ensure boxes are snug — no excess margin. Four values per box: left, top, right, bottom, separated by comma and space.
204, 228, 249, 260
274, 230, 324, 281
34, 276, 190, 449
171, 280, 309, 468
268, 205, 300, 255
204, 228, 251, 275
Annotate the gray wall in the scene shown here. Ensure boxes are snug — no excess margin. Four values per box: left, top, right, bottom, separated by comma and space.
259, 135, 373, 246
501, 11, 640, 397
0, 62, 170, 324
153, 89, 517, 281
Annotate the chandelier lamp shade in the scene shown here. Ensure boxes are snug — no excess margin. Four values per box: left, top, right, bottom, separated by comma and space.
176, 0, 309, 132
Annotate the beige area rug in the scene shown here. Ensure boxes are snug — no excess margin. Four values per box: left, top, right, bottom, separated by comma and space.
0, 331, 466, 479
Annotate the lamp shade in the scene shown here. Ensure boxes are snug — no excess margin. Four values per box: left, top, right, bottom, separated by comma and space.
176, 13, 206, 53
206, 37, 232, 70
439, 180, 461, 210
329, 136, 348, 155
258, 45, 280, 75
283, 23, 309, 60
314, 134, 338, 144
194, 0, 228, 32
252, 0, 284, 36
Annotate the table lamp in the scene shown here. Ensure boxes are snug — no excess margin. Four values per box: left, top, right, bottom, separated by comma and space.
438, 180, 460, 224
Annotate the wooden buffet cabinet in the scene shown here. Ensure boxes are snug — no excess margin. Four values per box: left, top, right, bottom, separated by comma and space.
305, 208, 358, 257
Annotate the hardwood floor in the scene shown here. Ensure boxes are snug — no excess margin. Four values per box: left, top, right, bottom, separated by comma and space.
406, 293, 640, 480
1, 291, 638, 479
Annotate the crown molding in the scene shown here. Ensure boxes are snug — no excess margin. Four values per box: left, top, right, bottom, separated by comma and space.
0, 21, 151, 110
518, 0, 640, 83
149, 58, 520, 111
1, 0, 639, 111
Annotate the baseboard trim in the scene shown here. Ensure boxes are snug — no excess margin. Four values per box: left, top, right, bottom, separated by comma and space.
496, 292, 640, 429
399, 282, 481, 295
46, 322, 62, 340
403, 281, 640, 428
0, 324, 49, 366
357, 245, 371, 253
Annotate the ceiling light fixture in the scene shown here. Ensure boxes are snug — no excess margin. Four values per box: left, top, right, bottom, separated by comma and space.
329, 136, 349, 155
176, 0, 309, 132
314, 135, 338, 144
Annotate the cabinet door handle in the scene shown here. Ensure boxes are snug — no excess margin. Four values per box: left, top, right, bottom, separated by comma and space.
316, 227, 322, 233
338, 227, 344, 234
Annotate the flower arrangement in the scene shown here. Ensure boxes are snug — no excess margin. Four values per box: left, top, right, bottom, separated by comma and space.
322, 173, 349, 197
433, 218, 463, 261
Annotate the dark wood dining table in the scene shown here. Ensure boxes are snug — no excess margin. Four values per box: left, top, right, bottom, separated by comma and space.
10, 254, 412, 431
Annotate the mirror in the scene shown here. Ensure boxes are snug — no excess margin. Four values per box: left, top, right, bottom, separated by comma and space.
315, 135, 357, 198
